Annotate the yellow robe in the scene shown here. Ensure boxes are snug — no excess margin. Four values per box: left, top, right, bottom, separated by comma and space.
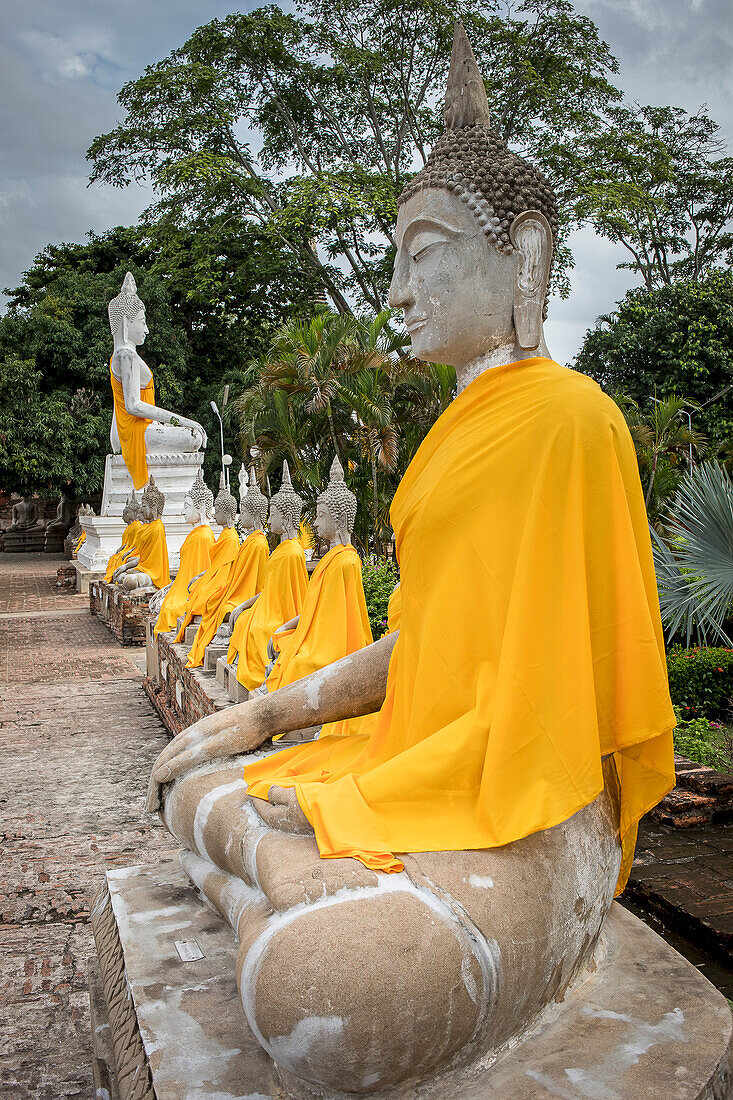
186, 529, 269, 668
75, 530, 86, 554
244, 358, 676, 894
104, 520, 143, 583
174, 525, 240, 645
133, 517, 170, 589
227, 538, 309, 690
264, 543, 372, 695
110, 362, 154, 491
155, 524, 216, 636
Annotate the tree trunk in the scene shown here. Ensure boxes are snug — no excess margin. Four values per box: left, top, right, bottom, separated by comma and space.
645, 451, 659, 508
326, 400, 340, 461
371, 450, 380, 558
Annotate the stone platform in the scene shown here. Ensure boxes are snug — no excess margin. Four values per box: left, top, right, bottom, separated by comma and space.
90, 858, 732, 1100
90, 579, 151, 646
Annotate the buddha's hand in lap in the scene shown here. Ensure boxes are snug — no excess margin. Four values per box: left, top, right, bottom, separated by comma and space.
146, 704, 267, 813
251, 786, 314, 835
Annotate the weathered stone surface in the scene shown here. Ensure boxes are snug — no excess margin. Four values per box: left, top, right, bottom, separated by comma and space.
651, 754, 733, 828
96, 862, 733, 1099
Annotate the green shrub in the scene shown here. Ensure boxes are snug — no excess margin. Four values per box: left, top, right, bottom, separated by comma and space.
666, 646, 733, 720
672, 707, 732, 771
361, 557, 399, 639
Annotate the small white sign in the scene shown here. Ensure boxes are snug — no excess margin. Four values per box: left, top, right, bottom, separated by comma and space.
174, 939, 204, 962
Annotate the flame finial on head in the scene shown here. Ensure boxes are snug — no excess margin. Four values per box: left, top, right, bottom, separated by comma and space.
444, 22, 491, 131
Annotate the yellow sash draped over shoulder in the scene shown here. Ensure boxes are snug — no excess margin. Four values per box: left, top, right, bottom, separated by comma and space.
110, 360, 154, 490
263, 543, 372, 695
175, 526, 240, 643
134, 517, 170, 589
104, 520, 143, 582
186, 529, 269, 668
244, 359, 676, 894
155, 524, 216, 636
228, 537, 309, 690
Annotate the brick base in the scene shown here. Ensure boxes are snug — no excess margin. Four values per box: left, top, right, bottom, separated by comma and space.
55, 563, 76, 590
145, 631, 235, 737
89, 580, 150, 646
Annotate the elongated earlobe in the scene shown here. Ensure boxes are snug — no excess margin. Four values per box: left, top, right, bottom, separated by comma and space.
510, 211, 553, 350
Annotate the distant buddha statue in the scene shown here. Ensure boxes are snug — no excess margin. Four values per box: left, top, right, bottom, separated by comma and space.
43, 494, 75, 552
8, 497, 42, 531
112, 476, 169, 592
184, 467, 269, 668
153, 471, 215, 634
174, 476, 240, 645
103, 493, 143, 582
258, 455, 372, 701
227, 460, 309, 692
108, 272, 207, 490
147, 25, 676, 1094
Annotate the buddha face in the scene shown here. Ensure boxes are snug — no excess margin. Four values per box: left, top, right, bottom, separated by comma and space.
389, 188, 516, 367
122, 504, 133, 525
124, 308, 149, 347
184, 497, 200, 526
269, 503, 284, 537
315, 500, 336, 543
214, 503, 232, 528
142, 499, 157, 522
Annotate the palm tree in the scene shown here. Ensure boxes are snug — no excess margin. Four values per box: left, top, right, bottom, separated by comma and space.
615, 392, 704, 528
653, 461, 733, 645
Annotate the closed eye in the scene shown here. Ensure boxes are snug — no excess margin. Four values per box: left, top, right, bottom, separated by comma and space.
411, 241, 445, 263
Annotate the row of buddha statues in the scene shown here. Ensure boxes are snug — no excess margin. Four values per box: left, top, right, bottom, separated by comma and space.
1, 494, 93, 555
91, 23, 700, 1098
102, 455, 379, 710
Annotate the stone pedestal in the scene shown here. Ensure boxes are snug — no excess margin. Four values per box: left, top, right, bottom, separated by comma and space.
76, 452, 218, 581
143, 631, 235, 737
90, 859, 732, 1100
90, 580, 151, 646
3, 526, 47, 553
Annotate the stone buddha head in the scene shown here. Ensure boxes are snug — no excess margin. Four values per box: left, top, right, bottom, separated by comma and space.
108, 272, 149, 349
141, 476, 165, 522
269, 460, 304, 541
388, 23, 558, 376
121, 491, 141, 526
213, 474, 238, 529
184, 470, 214, 527
316, 455, 356, 548
240, 466, 268, 533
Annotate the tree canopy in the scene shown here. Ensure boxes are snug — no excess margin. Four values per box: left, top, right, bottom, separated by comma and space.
576, 269, 733, 442
87, 0, 622, 309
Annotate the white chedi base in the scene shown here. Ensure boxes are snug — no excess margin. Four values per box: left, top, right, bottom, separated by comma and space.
77, 452, 219, 575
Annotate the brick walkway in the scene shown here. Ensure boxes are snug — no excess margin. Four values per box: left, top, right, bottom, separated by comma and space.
0, 555, 171, 1098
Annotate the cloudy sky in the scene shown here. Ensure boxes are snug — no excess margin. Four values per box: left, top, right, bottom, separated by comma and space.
1, 0, 731, 365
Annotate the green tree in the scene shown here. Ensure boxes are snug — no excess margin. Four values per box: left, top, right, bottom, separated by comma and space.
576, 270, 733, 442
87, 0, 621, 310
557, 103, 733, 289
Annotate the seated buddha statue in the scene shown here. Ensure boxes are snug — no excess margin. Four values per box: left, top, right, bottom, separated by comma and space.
152, 471, 216, 634
252, 456, 372, 730
147, 25, 675, 1095
184, 467, 269, 668
43, 494, 75, 551
112, 476, 170, 592
7, 497, 42, 532
227, 460, 309, 692
107, 272, 207, 491
174, 477, 240, 646
103, 493, 143, 582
